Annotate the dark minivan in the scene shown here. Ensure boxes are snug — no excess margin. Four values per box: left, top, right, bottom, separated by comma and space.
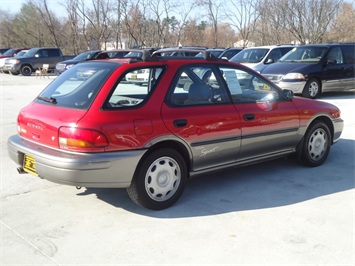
261, 43, 355, 98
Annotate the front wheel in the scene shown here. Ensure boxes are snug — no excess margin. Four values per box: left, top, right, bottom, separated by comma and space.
302, 78, 320, 99
299, 121, 331, 167
127, 148, 187, 210
20, 65, 33, 76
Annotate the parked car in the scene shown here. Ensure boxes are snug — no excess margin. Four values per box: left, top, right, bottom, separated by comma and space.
0, 49, 29, 72
230, 45, 294, 72
125, 68, 150, 85
0, 48, 10, 55
218, 47, 244, 60
196, 48, 225, 58
0, 48, 28, 59
8, 50, 343, 210
55, 50, 102, 74
154, 46, 206, 57
3, 47, 76, 76
261, 43, 355, 98
95, 49, 134, 59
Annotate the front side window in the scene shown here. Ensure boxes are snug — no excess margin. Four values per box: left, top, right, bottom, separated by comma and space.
105, 67, 164, 109
327, 47, 343, 64
220, 67, 280, 103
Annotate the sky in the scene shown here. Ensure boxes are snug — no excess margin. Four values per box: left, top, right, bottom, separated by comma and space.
0, 0, 66, 15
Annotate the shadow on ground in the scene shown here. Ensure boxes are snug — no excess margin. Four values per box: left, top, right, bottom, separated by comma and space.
77, 138, 354, 218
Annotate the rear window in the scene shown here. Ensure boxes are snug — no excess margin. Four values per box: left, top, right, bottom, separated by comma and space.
35, 62, 117, 110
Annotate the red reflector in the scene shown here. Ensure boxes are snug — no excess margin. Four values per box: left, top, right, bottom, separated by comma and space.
59, 127, 108, 151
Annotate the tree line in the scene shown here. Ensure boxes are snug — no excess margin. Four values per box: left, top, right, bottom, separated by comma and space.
0, 0, 354, 55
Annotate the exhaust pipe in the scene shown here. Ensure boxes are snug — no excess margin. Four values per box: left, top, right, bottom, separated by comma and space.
17, 167, 27, 174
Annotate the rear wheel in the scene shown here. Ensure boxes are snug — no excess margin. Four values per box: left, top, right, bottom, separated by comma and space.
127, 148, 187, 210
20, 65, 33, 76
302, 78, 320, 99
299, 121, 331, 167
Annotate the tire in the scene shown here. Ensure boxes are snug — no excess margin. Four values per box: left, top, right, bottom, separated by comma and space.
127, 148, 187, 210
20, 65, 33, 76
302, 78, 320, 99
299, 121, 331, 167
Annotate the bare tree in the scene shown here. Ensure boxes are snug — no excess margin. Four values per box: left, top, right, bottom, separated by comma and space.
75, 0, 112, 49
170, 1, 198, 46
197, 0, 223, 47
224, 0, 260, 47
62, 0, 83, 53
328, 2, 355, 42
259, 0, 343, 44
108, 0, 125, 49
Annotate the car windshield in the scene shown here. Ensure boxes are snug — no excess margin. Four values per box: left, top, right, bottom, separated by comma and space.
230, 48, 269, 63
73, 51, 97, 60
279, 47, 328, 63
36, 62, 118, 110
23, 48, 40, 57
14, 51, 28, 58
2, 49, 15, 56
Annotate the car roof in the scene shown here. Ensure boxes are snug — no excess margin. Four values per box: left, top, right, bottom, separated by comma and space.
88, 49, 243, 67
243, 45, 294, 50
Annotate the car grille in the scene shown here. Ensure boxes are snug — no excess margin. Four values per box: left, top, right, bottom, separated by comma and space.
56, 63, 66, 70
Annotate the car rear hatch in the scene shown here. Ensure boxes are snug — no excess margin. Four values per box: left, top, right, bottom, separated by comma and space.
17, 61, 119, 150
18, 102, 87, 149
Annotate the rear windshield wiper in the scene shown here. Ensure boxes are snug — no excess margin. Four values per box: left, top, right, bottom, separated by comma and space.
37, 96, 57, 104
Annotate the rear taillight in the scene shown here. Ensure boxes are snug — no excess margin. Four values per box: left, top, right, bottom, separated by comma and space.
59, 127, 108, 152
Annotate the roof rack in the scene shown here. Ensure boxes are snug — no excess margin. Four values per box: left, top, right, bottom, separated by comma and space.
106, 48, 224, 63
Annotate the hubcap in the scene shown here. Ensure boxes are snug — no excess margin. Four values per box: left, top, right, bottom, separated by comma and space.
308, 81, 319, 97
308, 128, 327, 161
145, 156, 181, 201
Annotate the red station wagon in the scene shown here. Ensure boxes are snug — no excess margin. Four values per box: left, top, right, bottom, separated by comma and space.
7, 50, 344, 210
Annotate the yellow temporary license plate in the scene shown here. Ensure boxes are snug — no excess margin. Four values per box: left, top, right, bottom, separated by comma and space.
131, 74, 137, 79
23, 154, 38, 176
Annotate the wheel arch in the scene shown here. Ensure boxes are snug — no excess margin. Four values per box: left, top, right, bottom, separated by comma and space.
297, 115, 334, 159
308, 116, 334, 143
138, 139, 192, 178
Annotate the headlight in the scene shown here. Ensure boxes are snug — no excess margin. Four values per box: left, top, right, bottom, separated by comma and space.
282, 73, 305, 80
8, 59, 19, 64
66, 64, 74, 69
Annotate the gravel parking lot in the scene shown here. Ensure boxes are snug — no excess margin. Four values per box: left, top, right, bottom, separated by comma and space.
1, 73, 354, 265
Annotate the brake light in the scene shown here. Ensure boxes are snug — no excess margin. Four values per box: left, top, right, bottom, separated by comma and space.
59, 127, 108, 151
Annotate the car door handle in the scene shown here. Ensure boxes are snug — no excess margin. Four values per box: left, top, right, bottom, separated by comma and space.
173, 119, 188, 128
243, 113, 255, 121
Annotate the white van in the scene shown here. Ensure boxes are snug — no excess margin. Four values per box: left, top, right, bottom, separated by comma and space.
229, 45, 294, 72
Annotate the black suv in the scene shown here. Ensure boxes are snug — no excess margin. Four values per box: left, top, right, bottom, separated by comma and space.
261, 43, 355, 98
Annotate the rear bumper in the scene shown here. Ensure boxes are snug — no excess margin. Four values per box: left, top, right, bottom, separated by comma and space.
7, 134, 147, 188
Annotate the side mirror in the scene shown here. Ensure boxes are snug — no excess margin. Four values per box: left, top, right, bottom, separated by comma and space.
283, 89, 294, 100
265, 58, 274, 64
35, 54, 40, 58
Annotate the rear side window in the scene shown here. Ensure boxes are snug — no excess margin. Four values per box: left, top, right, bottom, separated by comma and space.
48, 49, 60, 57
168, 65, 231, 106
36, 62, 117, 109
342, 45, 355, 64
105, 67, 164, 109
